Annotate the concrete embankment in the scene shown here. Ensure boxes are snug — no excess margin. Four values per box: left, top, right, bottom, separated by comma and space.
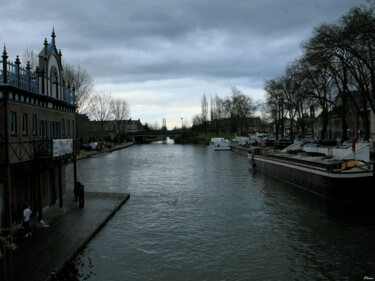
1, 192, 130, 281
230, 143, 250, 156
77, 142, 134, 160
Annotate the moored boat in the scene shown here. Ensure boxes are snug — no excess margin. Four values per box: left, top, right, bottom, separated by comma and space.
211, 138, 231, 151
248, 141, 374, 202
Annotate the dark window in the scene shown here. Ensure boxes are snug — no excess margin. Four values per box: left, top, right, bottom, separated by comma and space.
40, 121, 43, 138
11, 112, 17, 135
53, 122, 57, 138
72, 120, 74, 135
67, 120, 70, 136
22, 114, 28, 135
62, 119, 65, 136
32, 115, 37, 135
56, 122, 60, 138
43, 121, 47, 139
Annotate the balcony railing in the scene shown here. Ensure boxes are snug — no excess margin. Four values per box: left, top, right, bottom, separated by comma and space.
0, 138, 80, 164
1, 59, 75, 105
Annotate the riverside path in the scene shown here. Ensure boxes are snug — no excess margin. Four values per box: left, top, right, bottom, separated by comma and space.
0, 192, 130, 281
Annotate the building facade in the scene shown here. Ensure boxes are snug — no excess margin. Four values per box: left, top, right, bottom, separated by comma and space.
76, 114, 143, 144
313, 109, 375, 143
0, 30, 78, 228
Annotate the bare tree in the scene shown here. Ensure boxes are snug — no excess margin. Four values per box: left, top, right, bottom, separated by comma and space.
89, 91, 113, 140
162, 118, 167, 131
63, 62, 94, 114
192, 114, 203, 127
210, 94, 223, 136
111, 97, 130, 138
21, 49, 38, 71
264, 79, 288, 139
201, 94, 208, 134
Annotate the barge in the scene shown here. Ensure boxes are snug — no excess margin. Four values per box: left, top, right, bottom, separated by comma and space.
248, 142, 374, 202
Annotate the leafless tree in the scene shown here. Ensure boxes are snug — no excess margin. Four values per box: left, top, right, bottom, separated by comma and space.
89, 91, 113, 140
201, 94, 208, 134
222, 87, 254, 135
63, 62, 94, 114
111, 97, 130, 138
210, 94, 223, 136
21, 49, 38, 71
264, 79, 288, 139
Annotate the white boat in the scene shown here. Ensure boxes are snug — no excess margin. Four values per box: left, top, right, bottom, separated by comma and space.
211, 138, 231, 151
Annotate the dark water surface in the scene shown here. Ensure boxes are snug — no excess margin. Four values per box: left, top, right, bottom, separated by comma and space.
62, 142, 375, 280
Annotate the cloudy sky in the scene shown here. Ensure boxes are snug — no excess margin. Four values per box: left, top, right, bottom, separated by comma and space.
1, 0, 365, 128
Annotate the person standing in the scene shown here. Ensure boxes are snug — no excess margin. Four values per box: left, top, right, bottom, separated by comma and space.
78, 182, 85, 208
74, 182, 79, 203
23, 202, 32, 238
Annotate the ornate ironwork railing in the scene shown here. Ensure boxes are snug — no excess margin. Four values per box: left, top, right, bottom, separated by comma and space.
1, 59, 75, 105
1, 60, 39, 93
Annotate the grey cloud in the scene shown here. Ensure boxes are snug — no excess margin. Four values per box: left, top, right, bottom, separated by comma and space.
1, 0, 365, 125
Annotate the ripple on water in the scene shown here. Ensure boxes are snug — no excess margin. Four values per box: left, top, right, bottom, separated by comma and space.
62, 144, 375, 281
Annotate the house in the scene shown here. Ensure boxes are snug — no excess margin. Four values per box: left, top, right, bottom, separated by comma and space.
76, 114, 143, 144
313, 105, 375, 143
0, 30, 79, 228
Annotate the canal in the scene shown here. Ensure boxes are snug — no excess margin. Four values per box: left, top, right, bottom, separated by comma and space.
62, 142, 375, 280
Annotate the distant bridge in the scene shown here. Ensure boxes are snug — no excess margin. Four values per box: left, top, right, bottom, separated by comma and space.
128, 130, 184, 142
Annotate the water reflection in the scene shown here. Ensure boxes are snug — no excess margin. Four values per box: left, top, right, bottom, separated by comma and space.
61, 144, 375, 281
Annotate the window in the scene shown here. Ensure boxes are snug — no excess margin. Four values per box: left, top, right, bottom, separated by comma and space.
43, 121, 47, 139
67, 120, 70, 136
11, 112, 17, 135
32, 115, 37, 135
53, 122, 57, 138
40, 121, 43, 138
62, 119, 65, 136
56, 122, 60, 138
22, 114, 28, 135
72, 120, 74, 135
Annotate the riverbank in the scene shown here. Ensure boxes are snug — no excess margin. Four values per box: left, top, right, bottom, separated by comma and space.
77, 142, 134, 160
230, 143, 250, 156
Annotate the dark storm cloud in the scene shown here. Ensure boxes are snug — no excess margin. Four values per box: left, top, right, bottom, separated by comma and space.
4, 0, 362, 83
1, 0, 365, 125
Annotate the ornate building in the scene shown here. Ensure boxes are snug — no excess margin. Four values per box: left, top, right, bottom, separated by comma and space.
0, 30, 79, 228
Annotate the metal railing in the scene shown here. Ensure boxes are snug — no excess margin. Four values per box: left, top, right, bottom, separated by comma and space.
1, 59, 75, 105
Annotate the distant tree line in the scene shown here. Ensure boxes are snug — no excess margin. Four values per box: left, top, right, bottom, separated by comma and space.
265, 2, 375, 141
192, 87, 255, 136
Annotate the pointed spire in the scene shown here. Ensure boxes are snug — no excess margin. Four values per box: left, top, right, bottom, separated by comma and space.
3, 44, 7, 57
51, 27, 56, 46
44, 38, 48, 57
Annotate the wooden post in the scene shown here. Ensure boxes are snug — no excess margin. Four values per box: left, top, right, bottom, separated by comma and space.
58, 162, 63, 208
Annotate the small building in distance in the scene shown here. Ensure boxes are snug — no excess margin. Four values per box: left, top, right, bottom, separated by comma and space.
0, 30, 79, 228
76, 114, 143, 144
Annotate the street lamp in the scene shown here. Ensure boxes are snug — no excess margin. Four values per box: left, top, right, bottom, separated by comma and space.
181, 117, 183, 128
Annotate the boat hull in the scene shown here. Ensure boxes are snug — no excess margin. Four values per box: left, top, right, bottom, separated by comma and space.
249, 154, 375, 202
213, 146, 231, 151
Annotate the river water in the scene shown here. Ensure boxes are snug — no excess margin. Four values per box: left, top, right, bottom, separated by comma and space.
62, 142, 375, 280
